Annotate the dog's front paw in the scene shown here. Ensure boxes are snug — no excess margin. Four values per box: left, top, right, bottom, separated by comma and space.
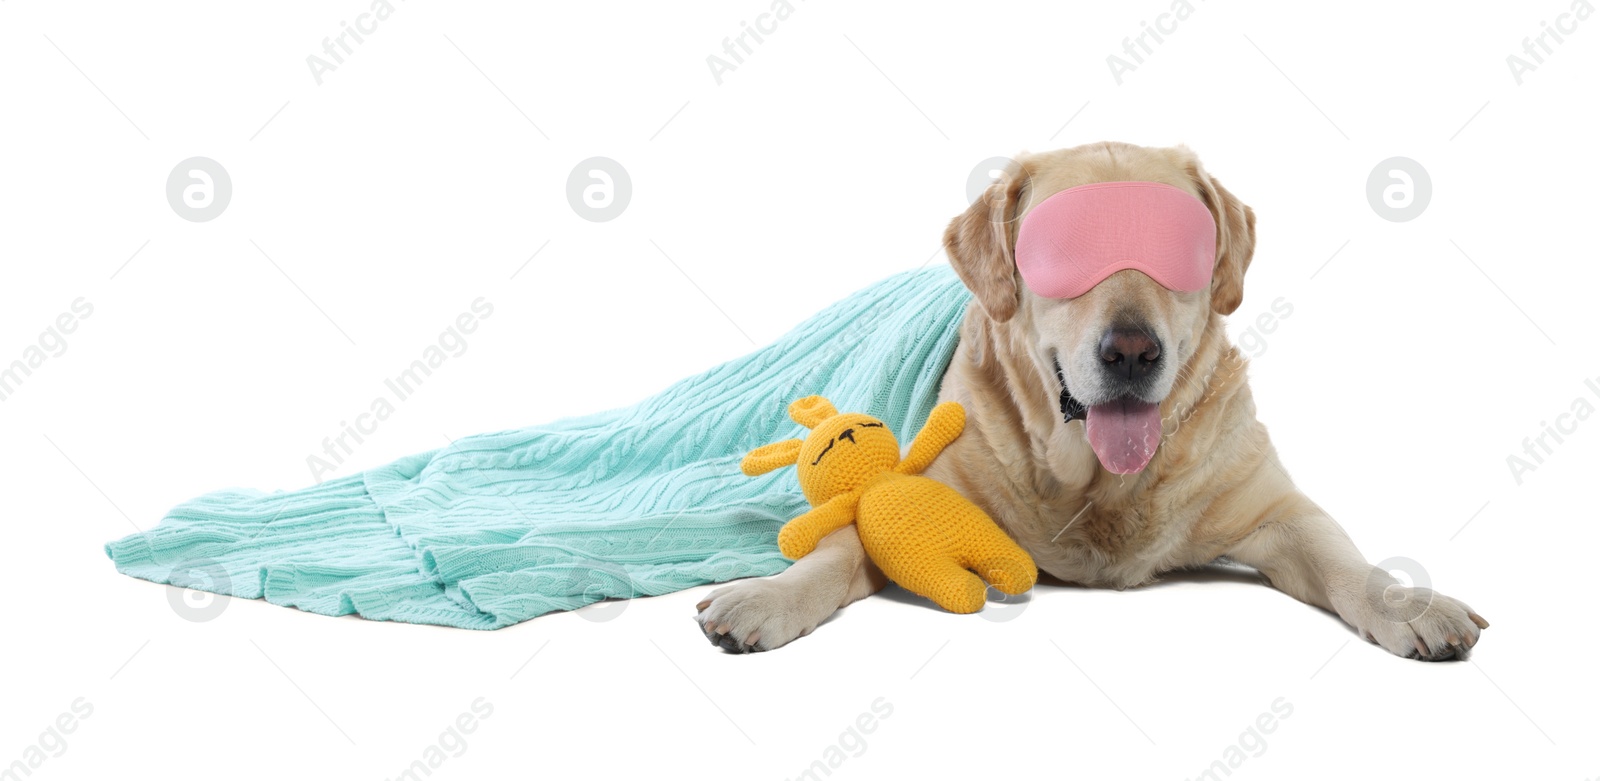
1352, 583, 1489, 661
694, 579, 818, 654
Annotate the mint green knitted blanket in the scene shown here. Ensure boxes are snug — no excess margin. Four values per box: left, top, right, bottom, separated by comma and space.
105, 267, 972, 629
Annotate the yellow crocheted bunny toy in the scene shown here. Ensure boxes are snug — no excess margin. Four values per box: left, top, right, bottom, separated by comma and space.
741, 395, 1037, 614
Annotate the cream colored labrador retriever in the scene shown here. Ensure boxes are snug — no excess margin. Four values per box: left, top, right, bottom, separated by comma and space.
695, 141, 1488, 661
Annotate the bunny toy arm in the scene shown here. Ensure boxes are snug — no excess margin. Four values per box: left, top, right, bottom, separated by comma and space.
776, 490, 862, 559
895, 402, 966, 475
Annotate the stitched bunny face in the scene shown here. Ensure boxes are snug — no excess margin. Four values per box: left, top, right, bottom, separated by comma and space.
740, 396, 900, 504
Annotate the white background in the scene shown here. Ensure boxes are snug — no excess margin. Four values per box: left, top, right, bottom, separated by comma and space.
3, 1, 1597, 778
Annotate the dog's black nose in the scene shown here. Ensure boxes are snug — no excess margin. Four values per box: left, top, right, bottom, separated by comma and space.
1098, 327, 1162, 381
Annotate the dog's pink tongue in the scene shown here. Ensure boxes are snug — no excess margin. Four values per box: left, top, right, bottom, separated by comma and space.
1085, 400, 1162, 474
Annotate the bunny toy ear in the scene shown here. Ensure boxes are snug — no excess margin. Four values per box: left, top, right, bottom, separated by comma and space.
787, 396, 839, 429
741, 439, 804, 476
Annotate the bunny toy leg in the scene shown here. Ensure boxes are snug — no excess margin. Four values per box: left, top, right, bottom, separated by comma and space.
955, 506, 1038, 596
881, 555, 990, 614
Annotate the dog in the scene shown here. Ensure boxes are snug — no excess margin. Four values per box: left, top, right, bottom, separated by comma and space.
695, 141, 1488, 660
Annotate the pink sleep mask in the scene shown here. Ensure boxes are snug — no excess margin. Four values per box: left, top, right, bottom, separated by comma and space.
1014, 181, 1217, 299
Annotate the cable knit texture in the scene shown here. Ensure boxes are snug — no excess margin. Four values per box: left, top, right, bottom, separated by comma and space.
741, 395, 1038, 614
104, 267, 972, 629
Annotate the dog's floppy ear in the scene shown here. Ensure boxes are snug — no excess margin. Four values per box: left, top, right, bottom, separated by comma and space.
787, 395, 838, 429
1184, 157, 1257, 316
741, 439, 803, 476
943, 157, 1031, 323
